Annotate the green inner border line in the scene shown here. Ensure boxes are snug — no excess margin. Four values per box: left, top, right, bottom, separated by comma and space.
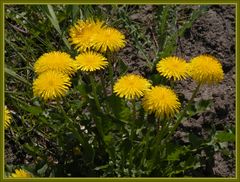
1, 1, 239, 181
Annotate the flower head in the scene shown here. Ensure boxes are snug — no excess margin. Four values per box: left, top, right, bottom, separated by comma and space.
34, 51, 76, 76
75, 51, 108, 72
33, 71, 71, 101
156, 56, 189, 81
189, 55, 224, 85
114, 74, 151, 100
10, 169, 32, 178
69, 19, 104, 52
92, 27, 126, 52
4, 106, 11, 129
142, 86, 180, 118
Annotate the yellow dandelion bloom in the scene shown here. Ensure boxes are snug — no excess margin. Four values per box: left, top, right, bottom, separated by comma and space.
34, 51, 76, 76
4, 106, 11, 129
142, 86, 180, 118
92, 27, 126, 52
156, 56, 189, 81
69, 19, 105, 52
33, 71, 71, 101
10, 169, 32, 178
114, 74, 151, 100
189, 55, 224, 85
75, 51, 108, 72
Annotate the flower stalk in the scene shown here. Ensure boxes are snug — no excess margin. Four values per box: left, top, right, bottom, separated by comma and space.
165, 83, 201, 140
89, 73, 102, 112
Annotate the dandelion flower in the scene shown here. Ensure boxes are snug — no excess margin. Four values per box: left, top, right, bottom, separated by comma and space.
75, 51, 108, 72
114, 74, 151, 100
69, 19, 105, 52
156, 56, 189, 81
34, 51, 76, 76
189, 55, 224, 85
142, 86, 180, 118
4, 106, 11, 129
33, 71, 71, 101
10, 169, 32, 178
92, 27, 126, 52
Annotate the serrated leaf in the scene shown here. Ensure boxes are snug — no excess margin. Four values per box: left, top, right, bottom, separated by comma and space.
195, 99, 212, 113
167, 149, 183, 161
215, 131, 235, 142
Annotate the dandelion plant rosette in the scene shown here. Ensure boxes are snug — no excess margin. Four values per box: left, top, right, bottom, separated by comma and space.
33, 71, 71, 101
156, 56, 189, 81
75, 51, 108, 72
113, 74, 151, 100
142, 85, 181, 118
4, 106, 11, 129
34, 51, 76, 76
189, 55, 224, 85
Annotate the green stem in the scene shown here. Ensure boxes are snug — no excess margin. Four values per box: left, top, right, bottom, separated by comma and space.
108, 61, 114, 94
152, 117, 169, 165
106, 51, 114, 93
56, 100, 67, 118
100, 73, 111, 114
151, 84, 201, 166
128, 99, 137, 175
139, 128, 151, 169
156, 117, 160, 134
151, 125, 162, 165
165, 83, 201, 140
170, 78, 175, 89
100, 73, 108, 98
132, 99, 136, 122
89, 74, 101, 112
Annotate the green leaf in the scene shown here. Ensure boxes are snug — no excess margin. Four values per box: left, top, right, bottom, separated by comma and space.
103, 135, 112, 144
186, 104, 197, 117
23, 143, 42, 157
149, 73, 167, 85
189, 133, 203, 147
106, 95, 123, 118
118, 59, 128, 75
76, 81, 88, 97
166, 143, 188, 161
157, 6, 170, 50
195, 99, 212, 113
215, 131, 235, 142
45, 5, 71, 49
37, 164, 48, 176
167, 149, 183, 161
5, 67, 31, 86
20, 104, 43, 115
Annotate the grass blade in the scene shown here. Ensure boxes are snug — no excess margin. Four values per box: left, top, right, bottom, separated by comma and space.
46, 5, 71, 50
5, 67, 31, 86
